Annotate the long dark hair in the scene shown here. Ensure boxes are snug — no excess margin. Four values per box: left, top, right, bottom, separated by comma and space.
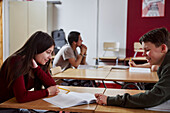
0, 31, 55, 88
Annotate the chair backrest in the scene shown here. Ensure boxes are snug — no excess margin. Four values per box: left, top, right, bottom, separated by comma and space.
134, 42, 144, 52
133, 42, 144, 57
103, 42, 120, 52
50, 66, 62, 75
51, 29, 67, 54
103, 42, 120, 58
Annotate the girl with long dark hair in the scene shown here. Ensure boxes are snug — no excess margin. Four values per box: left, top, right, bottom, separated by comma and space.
0, 31, 59, 112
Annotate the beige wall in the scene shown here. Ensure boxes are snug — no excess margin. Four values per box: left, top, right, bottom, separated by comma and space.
9, 1, 47, 55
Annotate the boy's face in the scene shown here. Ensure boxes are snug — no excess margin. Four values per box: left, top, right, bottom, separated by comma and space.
142, 42, 166, 66
76, 35, 83, 47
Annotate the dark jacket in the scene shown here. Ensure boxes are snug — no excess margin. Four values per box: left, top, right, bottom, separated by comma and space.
107, 50, 170, 108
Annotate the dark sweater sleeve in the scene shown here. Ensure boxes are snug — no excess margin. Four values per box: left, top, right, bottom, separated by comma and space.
12, 75, 49, 103
107, 71, 170, 108
33, 66, 56, 87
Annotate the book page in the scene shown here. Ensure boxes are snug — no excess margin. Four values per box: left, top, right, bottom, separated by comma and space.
43, 92, 96, 109
145, 100, 170, 112
129, 67, 151, 73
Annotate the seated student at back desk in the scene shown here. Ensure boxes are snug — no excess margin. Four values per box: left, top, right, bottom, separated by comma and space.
53, 31, 91, 86
95, 27, 170, 108
0, 31, 60, 113
53, 31, 87, 70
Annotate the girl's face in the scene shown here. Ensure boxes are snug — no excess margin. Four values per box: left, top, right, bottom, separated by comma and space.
35, 45, 54, 65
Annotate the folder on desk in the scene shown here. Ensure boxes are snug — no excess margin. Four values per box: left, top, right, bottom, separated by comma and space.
78, 65, 103, 69
111, 65, 129, 69
129, 67, 151, 73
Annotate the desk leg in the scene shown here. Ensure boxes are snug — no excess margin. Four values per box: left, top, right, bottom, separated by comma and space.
95, 59, 99, 65
102, 81, 107, 88
91, 80, 98, 87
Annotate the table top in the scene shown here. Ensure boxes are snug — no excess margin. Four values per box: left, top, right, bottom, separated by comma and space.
94, 57, 125, 61
1, 86, 165, 113
0, 86, 105, 113
95, 89, 166, 113
125, 57, 147, 61
105, 69, 159, 83
52, 68, 110, 80
53, 68, 158, 83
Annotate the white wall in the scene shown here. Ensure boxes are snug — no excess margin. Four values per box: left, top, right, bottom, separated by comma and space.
50, 0, 127, 65
51, 0, 97, 65
4, 0, 127, 64
98, 0, 127, 58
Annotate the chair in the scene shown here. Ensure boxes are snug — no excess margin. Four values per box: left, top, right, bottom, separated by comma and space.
103, 42, 120, 57
102, 42, 120, 65
50, 66, 62, 75
51, 29, 67, 54
50, 66, 63, 84
133, 42, 144, 57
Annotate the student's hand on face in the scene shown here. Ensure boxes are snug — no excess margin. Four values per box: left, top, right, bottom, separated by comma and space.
80, 44, 87, 55
81, 44, 87, 50
95, 93, 107, 105
47, 85, 60, 96
32, 59, 38, 68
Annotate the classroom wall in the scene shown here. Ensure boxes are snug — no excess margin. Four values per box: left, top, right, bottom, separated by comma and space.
49, 0, 127, 65
51, 0, 97, 65
126, 0, 170, 57
98, 0, 127, 59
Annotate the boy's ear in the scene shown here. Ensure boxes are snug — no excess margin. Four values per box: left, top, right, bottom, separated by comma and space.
161, 44, 168, 53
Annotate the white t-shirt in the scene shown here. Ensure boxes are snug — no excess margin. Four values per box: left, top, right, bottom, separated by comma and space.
53, 44, 78, 71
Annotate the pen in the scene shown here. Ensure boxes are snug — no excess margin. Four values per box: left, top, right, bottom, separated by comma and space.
58, 87, 70, 94
129, 57, 132, 67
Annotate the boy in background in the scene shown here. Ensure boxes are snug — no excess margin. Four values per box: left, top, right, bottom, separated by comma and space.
53, 31, 87, 71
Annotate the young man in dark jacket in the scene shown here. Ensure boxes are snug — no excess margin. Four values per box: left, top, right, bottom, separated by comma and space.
95, 27, 170, 108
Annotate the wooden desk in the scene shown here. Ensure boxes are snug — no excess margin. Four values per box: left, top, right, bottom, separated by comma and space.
125, 57, 147, 61
52, 68, 110, 81
95, 89, 165, 113
105, 69, 158, 83
0, 86, 105, 113
98, 57, 125, 61
52, 68, 158, 85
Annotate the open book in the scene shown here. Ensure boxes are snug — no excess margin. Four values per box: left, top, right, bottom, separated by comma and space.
43, 92, 96, 109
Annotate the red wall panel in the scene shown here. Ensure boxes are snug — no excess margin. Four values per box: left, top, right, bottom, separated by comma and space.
126, 0, 170, 57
